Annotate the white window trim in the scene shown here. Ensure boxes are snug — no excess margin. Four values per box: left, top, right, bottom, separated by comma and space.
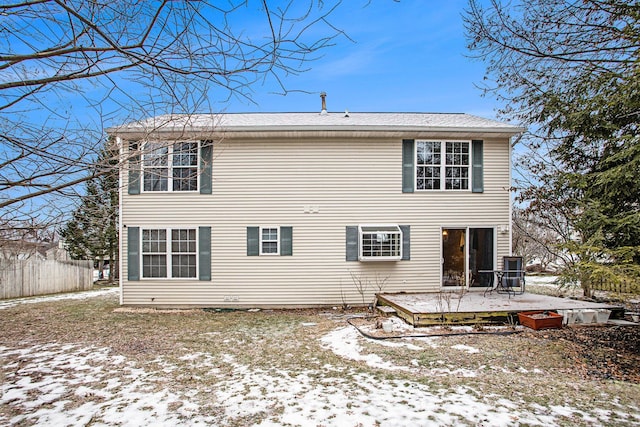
140, 227, 199, 279
415, 140, 471, 191
141, 141, 200, 193
358, 224, 402, 261
259, 226, 280, 256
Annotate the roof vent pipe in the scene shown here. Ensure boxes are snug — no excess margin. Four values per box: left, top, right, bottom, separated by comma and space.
320, 92, 327, 115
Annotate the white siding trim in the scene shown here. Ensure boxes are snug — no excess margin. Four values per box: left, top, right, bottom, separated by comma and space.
117, 136, 124, 305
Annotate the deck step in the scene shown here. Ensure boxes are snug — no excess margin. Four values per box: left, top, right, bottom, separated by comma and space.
376, 305, 397, 316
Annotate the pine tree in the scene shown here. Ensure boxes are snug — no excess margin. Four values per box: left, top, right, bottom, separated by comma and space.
465, 0, 640, 295
60, 139, 119, 282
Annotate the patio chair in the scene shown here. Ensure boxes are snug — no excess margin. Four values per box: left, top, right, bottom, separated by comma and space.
501, 256, 525, 295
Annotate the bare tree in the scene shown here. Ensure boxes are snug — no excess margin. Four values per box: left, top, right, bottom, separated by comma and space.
512, 207, 563, 273
0, 218, 56, 261
0, 0, 347, 232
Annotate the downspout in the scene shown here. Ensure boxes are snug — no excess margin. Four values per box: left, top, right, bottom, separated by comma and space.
508, 136, 514, 256
116, 136, 124, 305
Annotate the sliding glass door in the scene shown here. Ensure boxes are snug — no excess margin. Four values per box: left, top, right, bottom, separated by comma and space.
442, 227, 494, 288
468, 228, 494, 287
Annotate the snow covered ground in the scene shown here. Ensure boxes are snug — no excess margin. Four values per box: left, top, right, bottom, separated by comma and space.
0, 287, 119, 311
2, 336, 612, 427
1, 285, 638, 426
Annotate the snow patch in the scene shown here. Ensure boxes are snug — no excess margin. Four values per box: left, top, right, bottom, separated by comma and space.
320, 326, 410, 371
0, 287, 119, 310
452, 344, 481, 354
0, 344, 212, 426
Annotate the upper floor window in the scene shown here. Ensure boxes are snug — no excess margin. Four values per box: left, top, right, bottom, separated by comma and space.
142, 141, 198, 192
416, 140, 469, 190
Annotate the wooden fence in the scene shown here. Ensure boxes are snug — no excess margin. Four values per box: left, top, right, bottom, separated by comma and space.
591, 279, 639, 295
0, 258, 93, 299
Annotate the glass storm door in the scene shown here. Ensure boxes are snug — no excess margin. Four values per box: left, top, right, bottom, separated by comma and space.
468, 228, 494, 288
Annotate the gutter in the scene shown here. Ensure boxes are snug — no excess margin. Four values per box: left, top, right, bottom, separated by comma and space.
108, 125, 526, 140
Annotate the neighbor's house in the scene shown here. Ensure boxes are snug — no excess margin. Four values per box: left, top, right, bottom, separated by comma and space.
109, 109, 524, 307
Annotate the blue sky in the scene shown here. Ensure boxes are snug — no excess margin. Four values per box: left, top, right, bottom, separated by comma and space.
194, 0, 499, 119
12, 1, 502, 130
2, 0, 516, 224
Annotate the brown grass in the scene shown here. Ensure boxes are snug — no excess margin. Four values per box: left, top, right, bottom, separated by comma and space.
1, 291, 639, 426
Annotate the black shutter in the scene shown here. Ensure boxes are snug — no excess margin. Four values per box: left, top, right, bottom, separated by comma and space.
402, 139, 415, 193
472, 140, 484, 193
128, 142, 141, 195
280, 226, 293, 256
127, 227, 140, 280
247, 227, 259, 256
198, 226, 211, 280
400, 225, 410, 260
200, 141, 213, 195
346, 226, 359, 261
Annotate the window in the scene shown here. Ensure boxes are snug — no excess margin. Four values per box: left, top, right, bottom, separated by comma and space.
445, 142, 470, 190
416, 140, 469, 190
416, 141, 441, 190
143, 142, 168, 192
142, 141, 198, 192
171, 229, 197, 277
247, 226, 293, 256
358, 225, 402, 261
172, 142, 198, 191
141, 228, 197, 278
260, 227, 279, 255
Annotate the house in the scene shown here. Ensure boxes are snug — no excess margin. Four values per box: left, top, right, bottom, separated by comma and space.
0, 239, 48, 261
109, 104, 524, 307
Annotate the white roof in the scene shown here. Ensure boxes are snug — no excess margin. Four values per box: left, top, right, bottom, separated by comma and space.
108, 112, 524, 139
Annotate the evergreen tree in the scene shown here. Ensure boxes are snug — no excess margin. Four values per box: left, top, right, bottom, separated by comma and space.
465, 0, 640, 295
60, 139, 119, 281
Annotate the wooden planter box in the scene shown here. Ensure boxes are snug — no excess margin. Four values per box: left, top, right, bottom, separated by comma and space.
518, 311, 563, 330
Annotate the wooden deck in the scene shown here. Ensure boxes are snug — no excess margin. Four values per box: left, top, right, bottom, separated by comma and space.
376, 291, 624, 327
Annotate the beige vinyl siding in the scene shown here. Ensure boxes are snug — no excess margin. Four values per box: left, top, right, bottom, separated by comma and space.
120, 137, 512, 307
